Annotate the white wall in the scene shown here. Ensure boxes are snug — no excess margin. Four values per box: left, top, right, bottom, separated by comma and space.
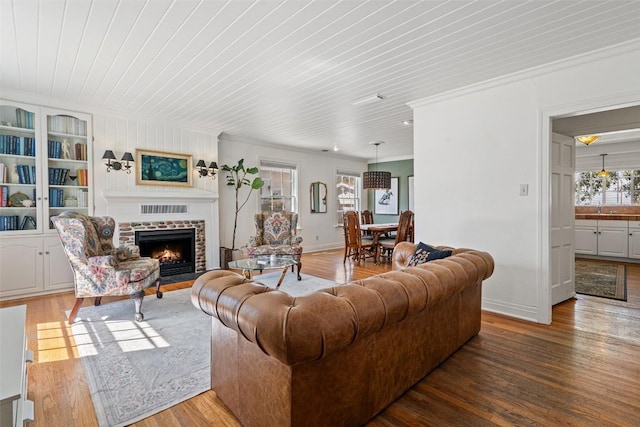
410, 41, 640, 323
218, 133, 367, 253
93, 113, 221, 269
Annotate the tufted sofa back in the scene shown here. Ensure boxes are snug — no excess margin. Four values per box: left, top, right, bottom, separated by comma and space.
192, 247, 493, 366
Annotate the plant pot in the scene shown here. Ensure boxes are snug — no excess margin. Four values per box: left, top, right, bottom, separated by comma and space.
220, 247, 233, 269
220, 247, 245, 269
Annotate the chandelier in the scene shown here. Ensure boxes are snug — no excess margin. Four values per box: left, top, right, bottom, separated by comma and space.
362, 141, 391, 190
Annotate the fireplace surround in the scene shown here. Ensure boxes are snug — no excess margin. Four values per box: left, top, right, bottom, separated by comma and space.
118, 220, 206, 275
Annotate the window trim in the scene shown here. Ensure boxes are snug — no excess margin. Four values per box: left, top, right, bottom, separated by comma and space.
335, 169, 362, 227
258, 159, 299, 214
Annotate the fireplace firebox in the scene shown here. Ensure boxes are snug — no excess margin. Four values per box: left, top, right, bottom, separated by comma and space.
135, 228, 196, 276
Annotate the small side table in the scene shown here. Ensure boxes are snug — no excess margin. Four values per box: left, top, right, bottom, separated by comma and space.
228, 256, 298, 288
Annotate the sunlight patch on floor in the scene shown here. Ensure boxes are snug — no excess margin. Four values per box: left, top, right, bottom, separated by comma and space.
105, 319, 170, 352
36, 321, 71, 362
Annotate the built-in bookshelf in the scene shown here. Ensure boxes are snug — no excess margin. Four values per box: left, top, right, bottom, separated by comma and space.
0, 100, 92, 300
0, 101, 92, 233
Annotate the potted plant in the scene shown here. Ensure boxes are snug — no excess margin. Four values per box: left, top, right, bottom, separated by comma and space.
220, 159, 264, 268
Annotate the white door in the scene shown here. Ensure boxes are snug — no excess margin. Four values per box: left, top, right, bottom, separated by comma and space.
550, 132, 575, 305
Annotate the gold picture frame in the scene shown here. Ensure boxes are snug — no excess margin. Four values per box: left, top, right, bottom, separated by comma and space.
136, 149, 193, 187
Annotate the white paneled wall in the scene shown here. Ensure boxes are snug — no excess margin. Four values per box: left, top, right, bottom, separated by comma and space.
93, 113, 221, 269
93, 115, 218, 196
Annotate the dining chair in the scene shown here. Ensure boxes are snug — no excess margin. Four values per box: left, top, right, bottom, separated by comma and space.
360, 209, 374, 240
377, 210, 414, 261
343, 211, 375, 264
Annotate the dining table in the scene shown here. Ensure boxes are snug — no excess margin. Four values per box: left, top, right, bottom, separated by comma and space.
360, 222, 399, 264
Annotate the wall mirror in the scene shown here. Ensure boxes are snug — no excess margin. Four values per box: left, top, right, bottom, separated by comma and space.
310, 182, 327, 213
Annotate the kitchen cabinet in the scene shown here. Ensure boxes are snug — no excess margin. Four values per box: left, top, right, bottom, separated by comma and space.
597, 220, 629, 258
575, 219, 628, 258
575, 219, 598, 255
629, 221, 640, 260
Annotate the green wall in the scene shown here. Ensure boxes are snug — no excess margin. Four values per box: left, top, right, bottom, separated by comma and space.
367, 159, 414, 223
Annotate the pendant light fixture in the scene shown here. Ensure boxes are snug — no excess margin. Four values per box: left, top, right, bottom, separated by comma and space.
597, 153, 609, 177
577, 135, 600, 145
362, 141, 391, 190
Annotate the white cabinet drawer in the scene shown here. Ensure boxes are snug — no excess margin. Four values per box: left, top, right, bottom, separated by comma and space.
596, 219, 628, 228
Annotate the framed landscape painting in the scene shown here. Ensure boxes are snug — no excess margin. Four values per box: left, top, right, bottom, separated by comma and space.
374, 177, 399, 215
136, 149, 193, 187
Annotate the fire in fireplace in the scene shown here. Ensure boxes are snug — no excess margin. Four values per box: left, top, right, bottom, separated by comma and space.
135, 228, 196, 276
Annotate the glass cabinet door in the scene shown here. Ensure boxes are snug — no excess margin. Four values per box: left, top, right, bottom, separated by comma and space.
43, 110, 91, 231
0, 102, 39, 233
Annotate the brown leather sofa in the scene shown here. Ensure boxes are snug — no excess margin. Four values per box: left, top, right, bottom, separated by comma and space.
191, 242, 494, 427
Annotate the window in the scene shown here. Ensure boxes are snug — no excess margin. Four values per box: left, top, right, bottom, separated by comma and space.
575, 169, 640, 206
259, 161, 297, 212
336, 171, 361, 226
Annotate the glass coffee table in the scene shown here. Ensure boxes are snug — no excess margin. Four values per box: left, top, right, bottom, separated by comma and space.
228, 256, 298, 288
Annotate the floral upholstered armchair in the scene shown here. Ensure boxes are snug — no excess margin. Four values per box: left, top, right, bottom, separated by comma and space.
247, 211, 303, 280
51, 211, 162, 324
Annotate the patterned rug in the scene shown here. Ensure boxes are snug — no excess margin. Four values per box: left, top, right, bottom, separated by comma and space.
69, 288, 210, 427
68, 272, 337, 426
575, 259, 627, 301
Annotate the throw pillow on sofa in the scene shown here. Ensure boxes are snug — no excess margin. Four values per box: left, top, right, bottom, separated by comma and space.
407, 242, 452, 267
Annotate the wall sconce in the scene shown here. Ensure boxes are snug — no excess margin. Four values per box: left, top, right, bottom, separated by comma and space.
196, 160, 218, 179
103, 150, 134, 173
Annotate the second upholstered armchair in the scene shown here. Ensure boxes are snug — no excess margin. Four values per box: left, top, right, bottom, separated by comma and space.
246, 211, 303, 280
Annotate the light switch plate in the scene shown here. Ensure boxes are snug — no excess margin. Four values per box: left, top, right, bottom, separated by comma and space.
520, 184, 528, 196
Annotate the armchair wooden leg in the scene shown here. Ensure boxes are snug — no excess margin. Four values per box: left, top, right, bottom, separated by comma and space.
155, 278, 163, 298
68, 298, 84, 325
94, 297, 102, 306
296, 261, 302, 281
131, 291, 145, 322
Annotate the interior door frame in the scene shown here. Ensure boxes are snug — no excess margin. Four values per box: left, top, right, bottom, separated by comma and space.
540, 93, 640, 324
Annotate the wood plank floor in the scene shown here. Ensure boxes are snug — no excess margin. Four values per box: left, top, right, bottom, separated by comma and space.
1, 251, 639, 426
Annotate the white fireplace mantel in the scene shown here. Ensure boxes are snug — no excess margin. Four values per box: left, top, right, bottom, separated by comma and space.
102, 190, 219, 203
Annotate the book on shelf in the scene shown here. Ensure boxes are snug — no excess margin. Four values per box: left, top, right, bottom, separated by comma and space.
18, 215, 37, 230
76, 189, 88, 207
76, 168, 88, 186
15, 109, 34, 130
16, 165, 35, 185
74, 143, 87, 161
0, 135, 34, 156
0, 215, 19, 231
0, 186, 8, 207
48, 115, 86, 136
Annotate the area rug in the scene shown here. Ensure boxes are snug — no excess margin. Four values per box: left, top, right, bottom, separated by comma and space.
252, 271, 338, 296
575, 259, 627, 301
69, 288, 210, 427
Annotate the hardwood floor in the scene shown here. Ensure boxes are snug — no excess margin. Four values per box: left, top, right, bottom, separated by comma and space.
1, 251, 639, 426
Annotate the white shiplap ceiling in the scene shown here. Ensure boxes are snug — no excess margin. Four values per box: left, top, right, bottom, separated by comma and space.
2, 0, 640, 160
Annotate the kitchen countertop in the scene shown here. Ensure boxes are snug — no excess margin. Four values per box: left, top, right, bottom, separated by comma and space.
575, 213, 640, 220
